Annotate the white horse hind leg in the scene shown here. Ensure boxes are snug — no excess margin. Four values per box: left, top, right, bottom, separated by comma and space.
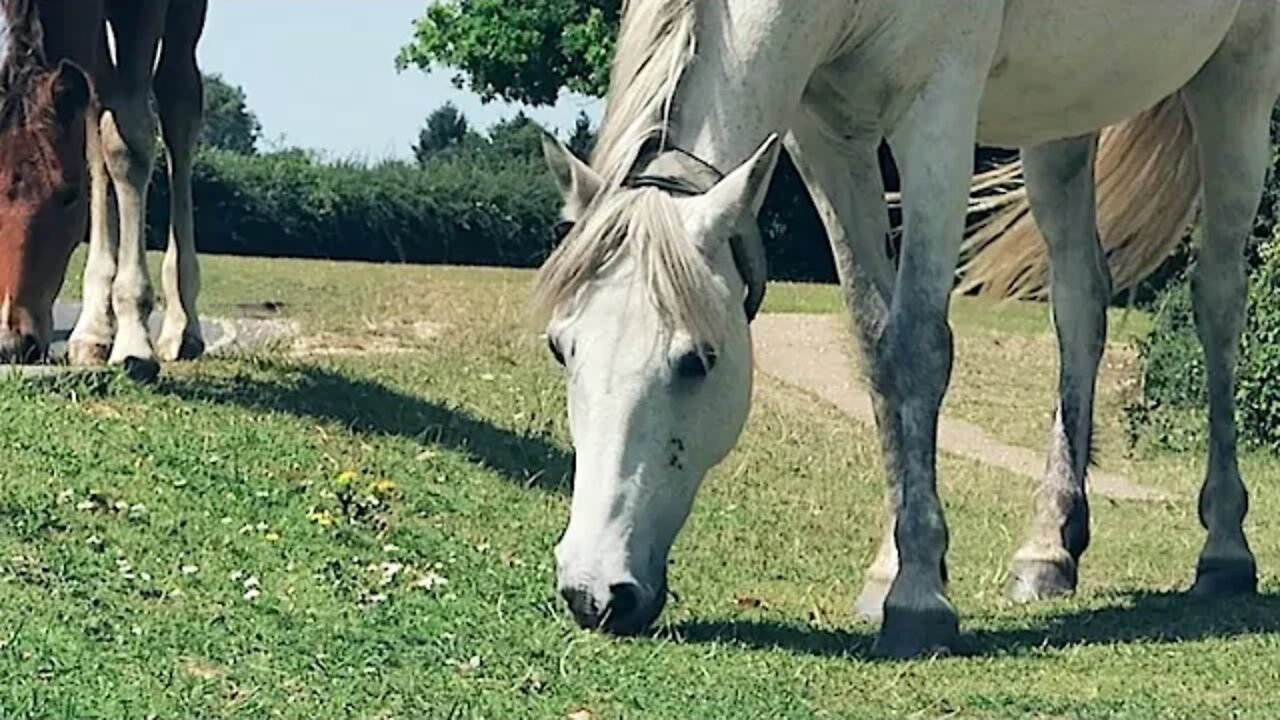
1180, 29, 1280, 595
1008, 135, 1109, 601
783, 116, 899, 622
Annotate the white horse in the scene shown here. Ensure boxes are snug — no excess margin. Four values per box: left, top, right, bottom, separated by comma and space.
535, 0, 1280, 658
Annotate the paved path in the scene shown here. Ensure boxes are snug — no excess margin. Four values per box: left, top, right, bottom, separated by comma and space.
751, 313, 1171, 502
2, 302, 294, 378
47, 301, 295, 359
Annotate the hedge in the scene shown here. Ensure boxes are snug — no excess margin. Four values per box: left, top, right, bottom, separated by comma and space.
144, 149, 564, 268
1127, 230, 1280, 453
137, 147, 838, 282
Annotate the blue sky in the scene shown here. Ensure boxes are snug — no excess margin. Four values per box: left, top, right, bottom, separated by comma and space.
197, 2, 603, 161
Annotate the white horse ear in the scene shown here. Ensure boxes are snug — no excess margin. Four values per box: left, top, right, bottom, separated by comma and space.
541, 128, 603, 211
694, 134, 781, 234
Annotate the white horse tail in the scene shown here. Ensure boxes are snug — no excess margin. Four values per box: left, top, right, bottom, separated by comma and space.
955, 94, 1200, 300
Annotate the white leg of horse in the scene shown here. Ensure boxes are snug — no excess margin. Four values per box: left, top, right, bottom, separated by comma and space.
1180, 34, 1280, 596
101, 97, 158, 379
101, 12, 164, 381
873, 59, 994, 659
68, 108, 119, 366
154, 8, 207, 362
1008, 135, 1109, 602
784, 117, 899, 621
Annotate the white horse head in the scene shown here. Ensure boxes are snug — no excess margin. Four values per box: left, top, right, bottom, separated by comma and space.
538, 130, 779, 633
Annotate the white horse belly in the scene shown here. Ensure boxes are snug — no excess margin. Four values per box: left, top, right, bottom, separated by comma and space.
976, 0, 1243, 146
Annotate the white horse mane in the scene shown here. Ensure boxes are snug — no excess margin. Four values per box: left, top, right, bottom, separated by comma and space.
534, 0, 731, 344
590, 0, 697, 183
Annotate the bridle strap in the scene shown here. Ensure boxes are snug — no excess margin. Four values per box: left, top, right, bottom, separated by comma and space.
664, 146, 726, 181
623, 143, 724, 195
618, 145, 768, 323
624, 173, 707, 196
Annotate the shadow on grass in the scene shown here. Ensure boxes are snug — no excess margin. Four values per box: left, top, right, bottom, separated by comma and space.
673, 618, 876, 658
156, 361, 573, 494
672, 591, 1280, 660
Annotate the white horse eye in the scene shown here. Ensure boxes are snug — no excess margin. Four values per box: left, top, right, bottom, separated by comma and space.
548, 336, 566, 366
674, 346, 717, 380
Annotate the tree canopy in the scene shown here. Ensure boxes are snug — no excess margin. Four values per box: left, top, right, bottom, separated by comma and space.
200, 73, 262, 155
396, 0, 619, 106
412, 106, 555, 166
567, 111, 597, 159
414, 102, 474, 163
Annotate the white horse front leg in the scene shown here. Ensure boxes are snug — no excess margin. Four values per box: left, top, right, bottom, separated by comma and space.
101, 85, 160, 381
1008, 135, 1108, 602
873, 59, 994, 659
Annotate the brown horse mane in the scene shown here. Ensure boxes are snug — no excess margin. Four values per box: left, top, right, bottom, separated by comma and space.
0, 0, 53, 131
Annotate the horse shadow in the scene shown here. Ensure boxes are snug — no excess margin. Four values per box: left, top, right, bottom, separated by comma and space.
154, 361, 573, 494
671, 590, 1280, 660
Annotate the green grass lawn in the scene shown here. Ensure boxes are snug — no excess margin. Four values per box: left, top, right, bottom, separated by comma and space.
4, 252, 1279, 719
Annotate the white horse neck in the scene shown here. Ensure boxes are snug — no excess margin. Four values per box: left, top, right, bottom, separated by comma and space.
657, 1, 850, 172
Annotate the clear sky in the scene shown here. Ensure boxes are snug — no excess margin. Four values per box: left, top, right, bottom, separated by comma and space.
197, 2, 603, 161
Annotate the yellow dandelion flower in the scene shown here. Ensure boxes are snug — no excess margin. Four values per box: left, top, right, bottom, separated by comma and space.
308, 510, 337, 527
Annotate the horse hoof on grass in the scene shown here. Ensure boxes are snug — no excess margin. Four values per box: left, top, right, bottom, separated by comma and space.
67, 340, 111, 367
1007, 558, 1077, 603
1191, 558, 1257, 598
873, 604, 958, 660
854, 580, 891, 623
120, 356, 160, 384
158, 333, 205, 362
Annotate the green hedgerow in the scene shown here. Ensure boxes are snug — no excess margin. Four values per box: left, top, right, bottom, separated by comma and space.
1128, 231, 1280, 453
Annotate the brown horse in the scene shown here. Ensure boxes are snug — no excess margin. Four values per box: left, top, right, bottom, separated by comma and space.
0, 0, 206, 378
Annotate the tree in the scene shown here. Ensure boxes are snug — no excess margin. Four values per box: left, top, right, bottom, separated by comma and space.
567, 111, 596, 159
200, 73, 262, 155
414, 102, 472, 163
485, 112, 544, 161
396, 0, 620, 106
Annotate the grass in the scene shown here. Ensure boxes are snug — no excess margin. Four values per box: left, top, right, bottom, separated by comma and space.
3, 250, 1278, 718
761, 280, 1154, 341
